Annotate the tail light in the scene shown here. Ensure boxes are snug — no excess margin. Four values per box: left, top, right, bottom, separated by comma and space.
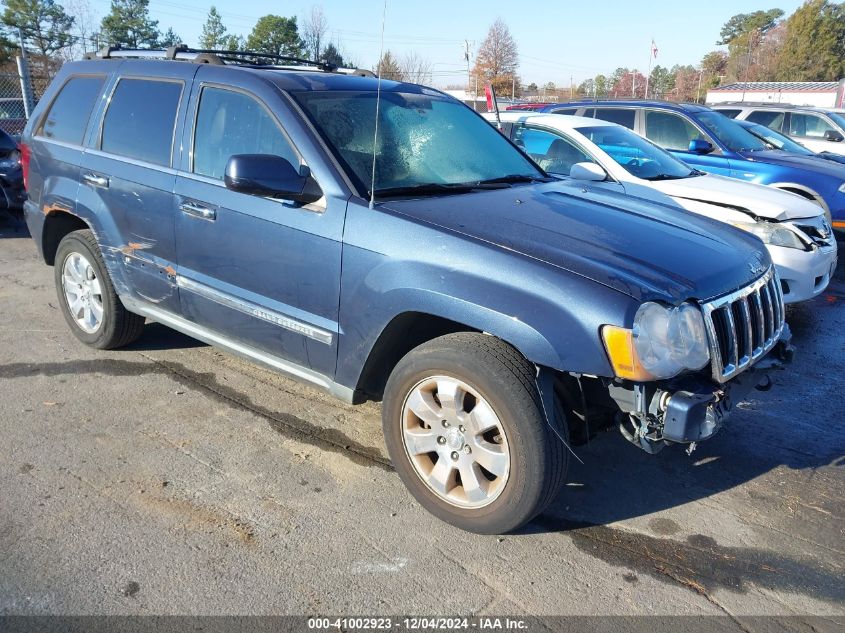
20, 142, 30, 191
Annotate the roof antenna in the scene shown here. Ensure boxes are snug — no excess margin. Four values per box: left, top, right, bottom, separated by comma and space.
369, 0, 388, 210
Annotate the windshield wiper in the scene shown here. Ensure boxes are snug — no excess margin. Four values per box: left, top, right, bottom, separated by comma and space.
374, 182, 483, 198
474, 174, 548, 185
645, 173, 689, 181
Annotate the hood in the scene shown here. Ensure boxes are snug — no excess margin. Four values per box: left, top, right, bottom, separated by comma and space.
739, 149, 845, 180
381, 182, 771, 303
649, 173, 823, 221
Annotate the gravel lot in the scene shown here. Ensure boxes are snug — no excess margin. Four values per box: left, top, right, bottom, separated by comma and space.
0, 213, 843, 626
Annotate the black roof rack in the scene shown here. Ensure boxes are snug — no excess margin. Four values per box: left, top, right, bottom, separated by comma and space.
83, 44, 354, 74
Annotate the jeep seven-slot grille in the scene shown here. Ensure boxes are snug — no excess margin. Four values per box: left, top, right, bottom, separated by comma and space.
701, 267, 784, 383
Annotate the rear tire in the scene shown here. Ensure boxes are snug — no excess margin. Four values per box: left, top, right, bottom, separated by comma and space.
382, 333, 568, 534
54, 229, 145, 349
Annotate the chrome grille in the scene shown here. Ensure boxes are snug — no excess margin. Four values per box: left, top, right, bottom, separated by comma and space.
701, 267, 784, 383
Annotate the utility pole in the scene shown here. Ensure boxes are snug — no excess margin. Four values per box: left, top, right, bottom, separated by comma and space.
463, 39, 472, 100
570, 75, 574, 99
512, 76, 515, 100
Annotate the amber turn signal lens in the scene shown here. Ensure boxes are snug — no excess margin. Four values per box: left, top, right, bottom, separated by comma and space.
601, 325, 654, 382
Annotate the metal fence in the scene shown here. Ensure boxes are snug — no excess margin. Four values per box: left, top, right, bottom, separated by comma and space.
0, 55, 51, 137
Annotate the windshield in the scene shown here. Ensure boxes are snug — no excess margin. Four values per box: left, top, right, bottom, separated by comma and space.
744, 122, 814, 155
696, 111, 768, 153
576, 125, 697, 180
292, 90, 543, 197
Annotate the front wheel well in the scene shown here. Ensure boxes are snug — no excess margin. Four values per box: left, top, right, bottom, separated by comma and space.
355, 312, 479, 402
42, 212, 89, 265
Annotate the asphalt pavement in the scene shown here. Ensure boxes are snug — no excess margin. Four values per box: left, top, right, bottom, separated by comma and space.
0, 214, 843, 629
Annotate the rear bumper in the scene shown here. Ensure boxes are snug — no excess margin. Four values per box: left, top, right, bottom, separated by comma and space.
23, 199, 46, 259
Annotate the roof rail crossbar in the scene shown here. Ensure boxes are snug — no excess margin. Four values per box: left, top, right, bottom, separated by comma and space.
81, 45, 337, 71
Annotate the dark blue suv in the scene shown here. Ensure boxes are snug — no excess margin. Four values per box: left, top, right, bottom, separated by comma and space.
22, 48, 792, 533
534, 101, 845, 230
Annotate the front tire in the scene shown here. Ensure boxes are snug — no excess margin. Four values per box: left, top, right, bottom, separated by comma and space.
54, 229, 145, 349
382, 333, 568, 534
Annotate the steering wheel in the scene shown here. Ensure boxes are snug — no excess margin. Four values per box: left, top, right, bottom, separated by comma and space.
626, 158, 643, 167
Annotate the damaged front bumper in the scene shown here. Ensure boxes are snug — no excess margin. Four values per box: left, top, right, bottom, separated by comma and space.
611, 325, 795, 452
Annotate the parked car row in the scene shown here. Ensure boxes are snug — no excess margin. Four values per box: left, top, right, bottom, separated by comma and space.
712, 103, 845, 155
21, 49, 808, 534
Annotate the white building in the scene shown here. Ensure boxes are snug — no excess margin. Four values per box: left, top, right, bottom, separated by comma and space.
706, 80, 845, 108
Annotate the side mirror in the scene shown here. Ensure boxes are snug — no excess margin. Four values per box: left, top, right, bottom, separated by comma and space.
823, 129, 844, 142
224, 154, 322, 203
688, 139, 714, 154
570, 162, 607, 181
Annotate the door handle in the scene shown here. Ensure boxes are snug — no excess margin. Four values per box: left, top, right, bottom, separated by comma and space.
180, 201, 216, 221
82, 172, 109, 188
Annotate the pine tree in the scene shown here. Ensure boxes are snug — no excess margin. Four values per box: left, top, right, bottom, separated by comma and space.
100, 0, 159, 48
199, 6, 226, 49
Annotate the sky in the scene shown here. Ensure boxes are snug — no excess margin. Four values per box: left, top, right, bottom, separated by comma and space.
83, 0, 808, 88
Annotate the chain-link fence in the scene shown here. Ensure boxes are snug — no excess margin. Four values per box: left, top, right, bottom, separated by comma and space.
0, 56, 51, 138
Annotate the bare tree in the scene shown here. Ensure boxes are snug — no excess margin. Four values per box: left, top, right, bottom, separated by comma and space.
473, 18, 519, 95
58, 0, 98, 61
400, 50, 432, 85
302, 5, 327, 60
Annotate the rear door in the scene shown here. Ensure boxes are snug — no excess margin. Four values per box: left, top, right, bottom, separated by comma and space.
172, 67, 345, 377
642, 109, 734, 176
77, 61, 196, 312
26, 72, 107, 222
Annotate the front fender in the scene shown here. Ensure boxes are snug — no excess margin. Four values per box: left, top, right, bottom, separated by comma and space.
334, 202, 637, 390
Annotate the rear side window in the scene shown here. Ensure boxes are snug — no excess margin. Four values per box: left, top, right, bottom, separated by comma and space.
551, 108, 577, 115
192, 87, 299, 180
747, 110, 785, 130
593, 108, 635, 129
39, 76, 105, 145
716, 109, 741, 118
101, 78, 183, 166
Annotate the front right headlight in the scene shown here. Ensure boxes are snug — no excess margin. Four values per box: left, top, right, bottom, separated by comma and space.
602, 302, 711, 381
733, 221, 806, 250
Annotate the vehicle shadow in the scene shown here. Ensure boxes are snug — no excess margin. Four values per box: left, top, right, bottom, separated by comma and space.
124, 321, 208, 352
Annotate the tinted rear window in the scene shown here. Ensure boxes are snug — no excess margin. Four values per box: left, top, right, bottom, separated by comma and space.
746, 110, 785, 130
40, 76, 105, 145
593, 108, 635, 129
101, 78, 183, 166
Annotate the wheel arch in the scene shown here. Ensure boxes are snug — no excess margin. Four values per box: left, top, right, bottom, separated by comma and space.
41, 210, 91, 265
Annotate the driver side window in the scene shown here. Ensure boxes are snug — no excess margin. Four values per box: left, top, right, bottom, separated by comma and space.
193, 86, 300, 180
513, 125, 593, 175
644, 110, 705, 151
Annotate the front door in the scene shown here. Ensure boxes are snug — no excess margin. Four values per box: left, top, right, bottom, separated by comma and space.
173, 80, 344, 376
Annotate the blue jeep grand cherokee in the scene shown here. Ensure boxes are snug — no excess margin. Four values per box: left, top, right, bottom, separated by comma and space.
21, 47, 792, 533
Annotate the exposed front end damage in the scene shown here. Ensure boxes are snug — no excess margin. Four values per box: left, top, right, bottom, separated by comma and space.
608, 324, 793, 453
